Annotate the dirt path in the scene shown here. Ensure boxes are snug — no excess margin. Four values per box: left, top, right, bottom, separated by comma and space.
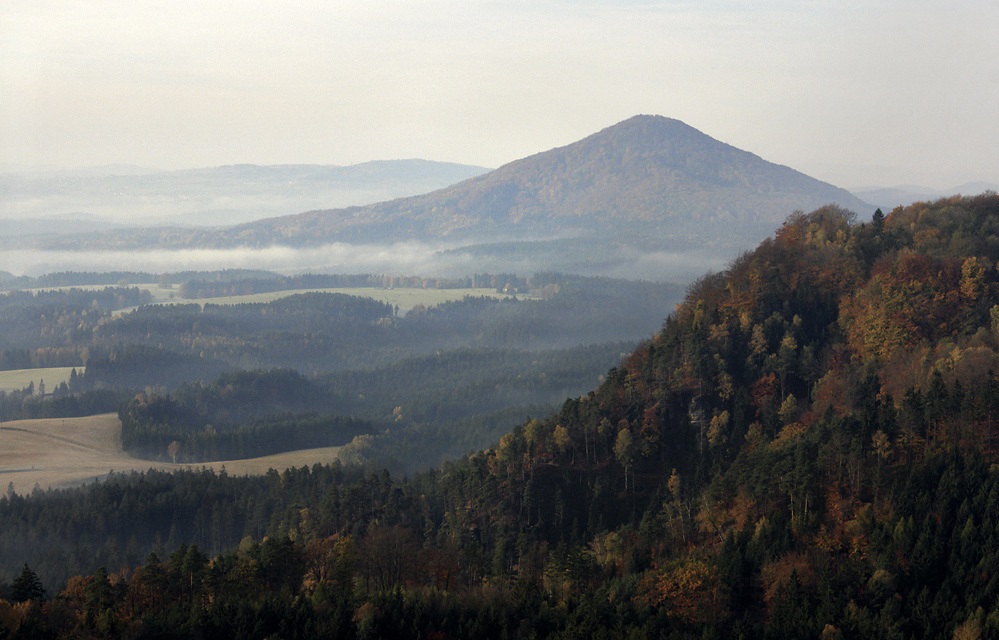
0, 414, 341, 495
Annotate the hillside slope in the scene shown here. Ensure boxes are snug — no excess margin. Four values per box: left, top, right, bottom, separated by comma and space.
235, 115, 868, 247
9, 196, 999, 638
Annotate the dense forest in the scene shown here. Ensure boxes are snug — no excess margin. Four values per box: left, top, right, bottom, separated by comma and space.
114, 343, 631, 468
6, 194, 999, 638
0, 272, 673, 470
0, 273, 675, 375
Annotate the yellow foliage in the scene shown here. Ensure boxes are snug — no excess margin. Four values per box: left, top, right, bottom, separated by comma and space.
744, 422, 764, 449
960, 257, 986, 302
707, 411, 729, 448
770, 422, 807, 450
552, 425, 572, 453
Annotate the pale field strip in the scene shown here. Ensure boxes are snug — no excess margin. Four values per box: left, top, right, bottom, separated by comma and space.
17, 283, 516, 315
170, 286, 513, 313
0, 414, 341, 495
0, 366, 80, 393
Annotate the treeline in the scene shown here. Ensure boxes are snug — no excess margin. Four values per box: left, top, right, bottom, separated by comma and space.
82, 344, 230, 390
117, 368, 372, 461
110, 343, 628, 470
175, 271, 647, 299
120, 400, 373, 462
90, 293, 394, 373
176, 272, 507, 298
0, 527, 663, 639
7, 438, 999, 639
0, 268, 279, 290
167, 368, 332, 424
3, 269, 545, 298
0, 271, 159, 289
322, 343, 630, 468
0, 348, 83, 371
1, 339, 631, 473
0, 389, 128, 422
1, 272, 679, 381
0, 287, 151, 353
85, 284, 669, 374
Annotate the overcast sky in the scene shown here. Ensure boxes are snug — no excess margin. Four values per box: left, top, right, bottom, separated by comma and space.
2, 0, 997, 189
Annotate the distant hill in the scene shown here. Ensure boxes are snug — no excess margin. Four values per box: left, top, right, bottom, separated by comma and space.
31, 116, 871, 254
0, 159, 490, 234
852, 181, 999, 211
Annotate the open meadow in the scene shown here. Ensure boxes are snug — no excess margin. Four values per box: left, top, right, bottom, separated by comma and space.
23, 283, 516, 315
172, 286, 514, 313
0, 413, 341, 495
0, 366, 80, 393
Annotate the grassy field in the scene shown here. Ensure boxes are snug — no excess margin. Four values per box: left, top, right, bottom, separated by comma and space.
24, 283, 515, 315
0, 414, 341, 495
0, 366, 81, 393
175, 286, 512, 313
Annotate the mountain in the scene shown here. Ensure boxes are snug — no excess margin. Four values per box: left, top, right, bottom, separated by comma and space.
228, 115, 870, 248
30, 116, 871, 254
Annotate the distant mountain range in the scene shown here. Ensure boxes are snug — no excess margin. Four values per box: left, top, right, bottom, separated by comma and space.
0, 160, 490, 235
850, 182, 999, 212
27, 116, 872, 259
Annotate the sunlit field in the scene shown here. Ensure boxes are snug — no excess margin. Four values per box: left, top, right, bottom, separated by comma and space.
0, 366, 81, 393
0, 413, 341, 495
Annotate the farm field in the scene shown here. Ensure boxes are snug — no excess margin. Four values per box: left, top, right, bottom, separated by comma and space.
22, 283, 516, 314
156, 286, 515, 313
0, 413, 341, 495
0, 366, 80, 393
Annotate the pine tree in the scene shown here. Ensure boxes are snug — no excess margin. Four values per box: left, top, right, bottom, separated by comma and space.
10, 562, 45, 602
872, 208, 885, 232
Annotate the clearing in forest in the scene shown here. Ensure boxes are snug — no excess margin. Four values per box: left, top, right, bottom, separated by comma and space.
0, 413, 341, 495
0, 366, 81, 393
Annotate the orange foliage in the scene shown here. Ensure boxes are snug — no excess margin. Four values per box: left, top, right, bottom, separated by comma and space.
841, 252, 965, 363
760, 552, 815, 605
0, 601, 43, 637
640, 559, 728, 624
751, 373, 779, 412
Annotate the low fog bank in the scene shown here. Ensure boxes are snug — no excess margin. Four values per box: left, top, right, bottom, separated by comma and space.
2, 241, 729, 283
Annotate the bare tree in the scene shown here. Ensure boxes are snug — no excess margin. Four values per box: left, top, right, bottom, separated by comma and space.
167, 440, 182, 463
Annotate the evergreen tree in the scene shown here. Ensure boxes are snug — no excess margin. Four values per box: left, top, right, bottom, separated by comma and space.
10, 562, 44, 602
872, 207, 885, 232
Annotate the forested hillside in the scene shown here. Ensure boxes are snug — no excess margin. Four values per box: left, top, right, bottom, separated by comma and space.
4, 194, 999, 639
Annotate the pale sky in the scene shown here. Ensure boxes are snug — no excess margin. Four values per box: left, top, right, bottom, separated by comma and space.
2, 0, 997, 189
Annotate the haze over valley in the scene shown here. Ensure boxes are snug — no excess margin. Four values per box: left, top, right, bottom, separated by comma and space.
5, 116, 876, 282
